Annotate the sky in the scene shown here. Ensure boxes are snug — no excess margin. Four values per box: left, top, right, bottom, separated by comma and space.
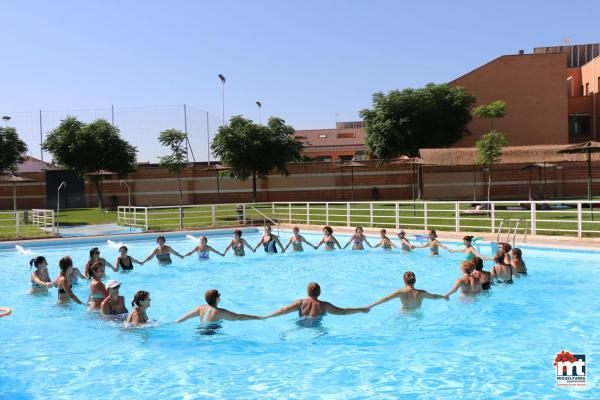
1, 0, 599, 162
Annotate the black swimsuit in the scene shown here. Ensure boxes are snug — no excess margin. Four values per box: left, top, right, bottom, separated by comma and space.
119, 256, 134, 271
481, 281, 491, 290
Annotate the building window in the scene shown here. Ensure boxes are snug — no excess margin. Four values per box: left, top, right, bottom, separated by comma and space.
585, 83, 590, 95
338, 155, 354, 162
569, 114, 591, 136
336, 132, 356, 138
567, 77, 573, 97
315, 156, 332, 162
318, 134, 327, 138
354, 152, 366, 161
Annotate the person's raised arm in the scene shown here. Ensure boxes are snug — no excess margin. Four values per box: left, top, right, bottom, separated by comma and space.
62, 278, 83, 304
253, 238, 262, 252
114, 257, 121, 272
183, 246, 199, 258
176, 306, 201, 323
367, 290, 401, 308
420, 290, 448, 301
282, 237, 293, 253
301, 236, 317, 249
436, 240, 451, 251
141, 248, 158, 264
342, 237, 353, 249
315, 238, 325, 250
31, 272, 54, 288
168, 246, 184, 259
333, 236, 342, 249
444, 279, 463, 298
222, 241, 233, 256
363, 236, 374, 248
207, 245, 225, 257
130, 256, 143, 265
264, 300, 302, 319
388, 239, 397, 249
373, 240, 382, 249
403, 238, 416, 250
413, 241, 429, 249
219, 308, 262, 321
324, 302, 369, 315
244, 239, 256, 253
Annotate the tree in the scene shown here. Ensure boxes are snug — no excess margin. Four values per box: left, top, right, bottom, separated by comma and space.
0, 127, 28, 174
473, 100, 506, 131
158, 129, 187, 228
211, 116, 303, 202
475, 131, 509, 203
43, 117, 137, 208
359, 83, 476, 162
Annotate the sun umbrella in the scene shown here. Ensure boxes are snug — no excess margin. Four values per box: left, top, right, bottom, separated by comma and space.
0, 174, 33, 213
86, 170, 116, 209
201, 164, 231, 205
392, 156, 434, 215
520, 163, 559, 200
558, 141, 600, 219
339, 161, 367, 201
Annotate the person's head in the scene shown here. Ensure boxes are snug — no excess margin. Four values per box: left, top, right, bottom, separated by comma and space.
205, 289, 221, 307
512, 248, 522, 260
29, 256, 47, 271
398, 230, 405, 238
428, 230, 437, 239
131, 290, 150, 309
403, 271, 416, 285
119, 246, 128, 256
264, 226, 272, 234
473, 256, 484, 271
323, 226, 333, 236
199, 236, 208, 245
106, 280, 121, 296
234, 229, 242, 239
89, 247, 100, 260
500, 242, 512, 252
59, 256, 73, 277
307, 282, 321, 298
461, 260, 475, 274
355, 226, 363, 234
293, 227, 300, 235
90, 261, 105, 280
463, 236, 474, 247
494, 251, 506, 264
380, 228, 387, 238
156, 236, 166, 245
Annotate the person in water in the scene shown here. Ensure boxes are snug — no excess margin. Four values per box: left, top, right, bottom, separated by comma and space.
367, 271, 448, 311
29, 256, 55, 294
448, 236, 484, 260
445, 260, 482, 297
56, 256, 83, 305
100, 280, 128, 317
88, 261, 109, 310
414, 230, 451, 256
511, 248, 527, 275
472, 257, 492, 291
84, 247, 116, 278
373, 229, 396, 250
490, 251, 519, 284
315, 226, 341, 251
184, 236, 224, 261
343, 227, 373, 250
126, 290, 151, 327
142, 236, 184, 265
282, 227, 316, 252
176, 289, 262, 324
114, 246, 143, 272
253, 226, 284, 254
263, 282, 370, 320
223, 230, 255, 257
397, 230, 415, 251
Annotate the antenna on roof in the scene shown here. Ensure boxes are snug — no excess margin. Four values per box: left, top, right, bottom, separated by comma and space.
562, 38, 572, 46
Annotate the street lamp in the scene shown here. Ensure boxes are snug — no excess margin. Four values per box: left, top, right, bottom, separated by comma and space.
2, 115, 11, 128
56, 181, 67, 235
218, 74, 226, 125
256, 101, 262, 124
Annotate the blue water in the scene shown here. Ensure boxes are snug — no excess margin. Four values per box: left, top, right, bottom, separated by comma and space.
1, 231, 598, 399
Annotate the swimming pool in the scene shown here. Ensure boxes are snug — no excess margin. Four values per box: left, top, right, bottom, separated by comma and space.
1, 230, 598, 399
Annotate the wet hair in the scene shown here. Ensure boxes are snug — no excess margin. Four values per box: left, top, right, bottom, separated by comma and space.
494, 251, 506, 264
293, 226, 299, 232
131, 290, 150, 307
429, 230, 437, 238
264, 226, 271, 231
89, 261, 104, 280
156, 235, 166, 243
380, 228, 387, 235
119, 245, 128, 252
473, 257, 484, 271
199, 236, 208, 243
500, 242, 512, 252
512, 248, 522, 260
461, 260, 475, 274
398, 230, 405, 236
463, 235, 474, 242
323, 226, 333, 235
89, 247, 100, 259
29, 256, 46, 270
205, 289, 220, 307
307, 282, 321, 298
403, 271, 416, 285
234, 230, 242, 237
355, 226, 363, 232
59, 256, 73, 276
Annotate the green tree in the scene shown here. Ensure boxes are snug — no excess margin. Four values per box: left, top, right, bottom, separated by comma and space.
0, 127, 28, 174
211, 116, 303, 202
158, 129, 188, 227
359, 83, 476, 161
473, 100, 506, 130
475, 131, 509, 203
43, 117, 137, 208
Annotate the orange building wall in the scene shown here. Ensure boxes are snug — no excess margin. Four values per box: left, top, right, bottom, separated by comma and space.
450, 53, 569, 147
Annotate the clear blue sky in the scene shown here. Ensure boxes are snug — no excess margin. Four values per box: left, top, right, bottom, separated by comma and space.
2, 0, 599, 162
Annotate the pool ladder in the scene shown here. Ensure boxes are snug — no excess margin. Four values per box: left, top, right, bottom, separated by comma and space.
494, 218, 528, 251
250, 207, 280, 236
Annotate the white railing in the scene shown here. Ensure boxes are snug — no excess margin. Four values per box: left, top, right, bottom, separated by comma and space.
0, 211, 22, 238
32, 209, 56, 234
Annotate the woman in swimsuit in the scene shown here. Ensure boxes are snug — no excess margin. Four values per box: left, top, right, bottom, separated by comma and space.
343, 227, 373, 250
282, 227, 316, 253
445, 260, 482, 297
315, 226, 341, 251
114, 246, 143, 272
254, 226, 284, 254
176, 289, 262, 324
397, 230, 415, 251
498, 242, 513, 264
88, 261, 108, 310
56, 256, 83, 305
184, 236, 224, 261
29, 256, 55, 294
490, 251, 519, 284
84, 247, 116, 278
126, 290, 151, 327
511, 248, 527, 275
100, 280, 128, 318
142, 236, 184, 265
472, 257, 492, 291
264, 282, 369, 320
223, 230, 254, 257
374, 229, 396, 251
448, 236, 484, 260
414, 230, 450, 256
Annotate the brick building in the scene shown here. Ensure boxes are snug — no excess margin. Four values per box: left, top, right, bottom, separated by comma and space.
293, 121, 367, 163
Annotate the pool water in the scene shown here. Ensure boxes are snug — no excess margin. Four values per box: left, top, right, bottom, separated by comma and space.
0, 231, 598, 399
